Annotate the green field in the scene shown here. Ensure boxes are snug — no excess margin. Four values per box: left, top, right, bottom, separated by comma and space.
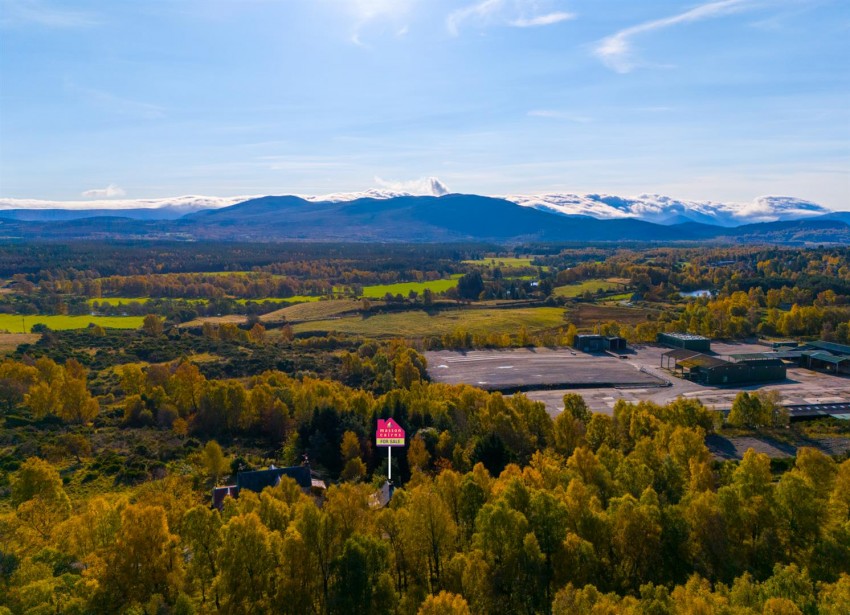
360, 277, 461, 299
292, 307, 565, 338
463, 257, 536, 268
0, 315, 146, 333
554, 279, 626, 298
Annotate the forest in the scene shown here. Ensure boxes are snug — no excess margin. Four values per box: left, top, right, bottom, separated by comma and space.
1, 242, 850, 614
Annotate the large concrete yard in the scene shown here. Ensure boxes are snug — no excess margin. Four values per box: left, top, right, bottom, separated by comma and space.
425, 348, 667, 392
426, 343, 850, 416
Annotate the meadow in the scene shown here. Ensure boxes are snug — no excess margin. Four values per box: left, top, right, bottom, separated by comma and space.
292, 306, 566, 338
359, 276, 461, 298
553, 278, 628, 297
0, 314, 146, 333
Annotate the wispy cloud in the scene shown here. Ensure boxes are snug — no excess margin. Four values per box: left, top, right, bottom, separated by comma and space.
595, 0, 754, 73
528, 109, 591, 123
81, 184, 125, 198
0, 0, 98, 28
66, 81, 165, 120
345, 0, 416, 46
448, 0, 574, 36
510, 12, 574, 28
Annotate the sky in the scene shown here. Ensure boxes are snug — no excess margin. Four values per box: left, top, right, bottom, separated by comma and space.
0, 0, 848, 208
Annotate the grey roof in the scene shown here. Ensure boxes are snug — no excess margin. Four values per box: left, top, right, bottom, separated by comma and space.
236, 466, 311, 493
660, 333, 710, 341
807, 341, 850, 356
806, 351, 850, 365
728, 353, 789, 364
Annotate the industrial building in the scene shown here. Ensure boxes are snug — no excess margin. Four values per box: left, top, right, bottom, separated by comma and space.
657, 332, 711, 352
574, 334, 605, 352
733, 341, 850, 375
662, 350, 786, 385
573, 334, 627, 353
604, 336, 628, 352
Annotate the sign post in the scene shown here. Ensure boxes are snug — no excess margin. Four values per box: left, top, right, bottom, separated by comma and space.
375, 418, 405, 481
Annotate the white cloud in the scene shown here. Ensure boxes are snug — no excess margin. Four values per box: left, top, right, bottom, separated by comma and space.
0, 0, 98, 29
510, 12, 574, 28
448, 0, 573, 36
595, 0, 753, 73
528, 109, 591, 123
375, 176, 450, 196
345, 0, 416, 45
81, 184, 126, 198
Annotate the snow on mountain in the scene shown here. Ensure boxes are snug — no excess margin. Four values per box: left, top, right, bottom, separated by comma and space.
0, 186, 830, 228
307, 177, 450, 202
0, 195, 254, 211
502, 193, 830, 227
303, 189, 415, 202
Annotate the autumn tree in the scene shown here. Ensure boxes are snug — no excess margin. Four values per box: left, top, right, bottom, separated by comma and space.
97, 504, 183, 609
418, 591, 471, 615
142, 314, 164, 336
201, 440, 229, 486
340, 431, 366, 482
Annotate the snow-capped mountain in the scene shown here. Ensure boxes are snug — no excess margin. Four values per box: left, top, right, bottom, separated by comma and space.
306, 177, 450, 202
502, 193, 830, 227
0, 184, 832, 228
0, 195, 254, 212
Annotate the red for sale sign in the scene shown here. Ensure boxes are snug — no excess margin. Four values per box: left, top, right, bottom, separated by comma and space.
376, 418, 405, 447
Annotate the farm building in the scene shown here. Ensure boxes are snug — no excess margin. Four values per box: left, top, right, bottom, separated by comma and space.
657, 332, 711, 352
663, 350, 786, 385
574, 334, 605, 352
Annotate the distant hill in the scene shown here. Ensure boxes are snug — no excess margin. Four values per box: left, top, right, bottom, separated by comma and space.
0, 193, 846, 244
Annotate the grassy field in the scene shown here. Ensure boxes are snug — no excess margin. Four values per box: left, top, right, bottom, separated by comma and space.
566, 303, 656, 326
264, 299, 371, 323
361, 277, 460, 299
554, 279, 627, 298
0, 333, 40, 355
463, 257, 536, 268
0, 315, 146, 333
292, 307, 566, 338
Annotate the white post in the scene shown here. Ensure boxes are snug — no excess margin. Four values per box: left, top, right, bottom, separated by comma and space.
388, 447, 392, 481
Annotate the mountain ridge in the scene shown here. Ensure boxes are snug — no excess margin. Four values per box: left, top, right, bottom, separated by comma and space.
0, 192, 835, 227
1, 193, 847, 244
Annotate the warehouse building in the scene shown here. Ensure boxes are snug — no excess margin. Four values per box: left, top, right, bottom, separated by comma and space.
573, 334, 605, 352
604, 336, 628, 352
657, 332, 711, 352
663, 351, 786, 385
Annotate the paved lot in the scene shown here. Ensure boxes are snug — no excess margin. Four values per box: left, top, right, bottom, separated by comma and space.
425, 348, 667, 392
428, 344, 850, 417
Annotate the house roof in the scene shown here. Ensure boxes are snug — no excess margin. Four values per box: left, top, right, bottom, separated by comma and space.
212, 485, 238, 510
236, 466, 312, 493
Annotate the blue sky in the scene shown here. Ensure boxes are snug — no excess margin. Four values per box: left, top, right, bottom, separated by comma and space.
1, 0, 848, 208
